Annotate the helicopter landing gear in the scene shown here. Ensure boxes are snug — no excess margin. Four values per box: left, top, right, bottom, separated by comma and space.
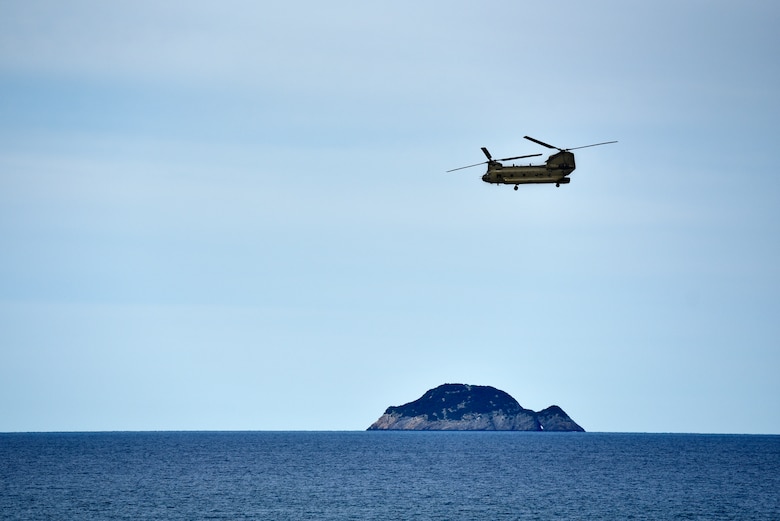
556, 183, 560, 187
513, 185, 518, 191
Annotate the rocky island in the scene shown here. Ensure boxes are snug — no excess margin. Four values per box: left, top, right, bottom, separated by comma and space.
368, 383, 584, 432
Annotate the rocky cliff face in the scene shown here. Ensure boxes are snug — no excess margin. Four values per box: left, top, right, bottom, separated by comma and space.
367, 383, 584, 432
536, 405, 585, 432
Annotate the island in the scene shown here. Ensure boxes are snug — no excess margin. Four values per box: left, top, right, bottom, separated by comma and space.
367, 383, 584, 431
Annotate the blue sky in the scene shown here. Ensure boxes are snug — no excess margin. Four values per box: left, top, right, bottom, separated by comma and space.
1, 1, 778, 433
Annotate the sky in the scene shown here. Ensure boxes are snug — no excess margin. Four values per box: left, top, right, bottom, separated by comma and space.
1, 0, 778, 434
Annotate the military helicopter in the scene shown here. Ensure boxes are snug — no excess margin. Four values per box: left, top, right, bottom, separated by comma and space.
447, 136, 617, 190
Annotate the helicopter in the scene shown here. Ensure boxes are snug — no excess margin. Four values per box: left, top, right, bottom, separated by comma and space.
447, 136, 617, 190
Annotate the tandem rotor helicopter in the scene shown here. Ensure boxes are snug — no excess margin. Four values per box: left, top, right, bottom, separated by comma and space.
447, 136, 617, 190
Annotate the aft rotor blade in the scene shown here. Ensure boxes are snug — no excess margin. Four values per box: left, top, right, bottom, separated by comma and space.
446, 161, 487, 173
499, 153, 543, 161
524, 136, 559, 150
567, 141, 618, 151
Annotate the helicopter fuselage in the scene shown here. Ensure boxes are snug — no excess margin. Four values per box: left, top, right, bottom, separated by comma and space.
447, 137, 616, 190
482, 150, 576, 187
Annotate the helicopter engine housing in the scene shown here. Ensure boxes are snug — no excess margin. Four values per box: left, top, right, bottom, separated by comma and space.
546, 151, 576, 174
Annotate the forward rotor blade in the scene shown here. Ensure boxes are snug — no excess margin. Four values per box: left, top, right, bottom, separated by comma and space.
524, 136, 558, 150
447, 150, 544, 171
446, 161, 487, 173
499, 153, 543, 161
567, 141, 618, 151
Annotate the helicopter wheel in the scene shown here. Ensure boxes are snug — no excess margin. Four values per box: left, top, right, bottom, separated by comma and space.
556, 183, 560, 187
513, 185, 518, 191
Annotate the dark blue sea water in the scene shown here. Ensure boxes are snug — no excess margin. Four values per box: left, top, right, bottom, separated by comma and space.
1, 432, 778, 520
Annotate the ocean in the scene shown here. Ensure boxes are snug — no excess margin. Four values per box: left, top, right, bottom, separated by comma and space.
1, 431, 778, 520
